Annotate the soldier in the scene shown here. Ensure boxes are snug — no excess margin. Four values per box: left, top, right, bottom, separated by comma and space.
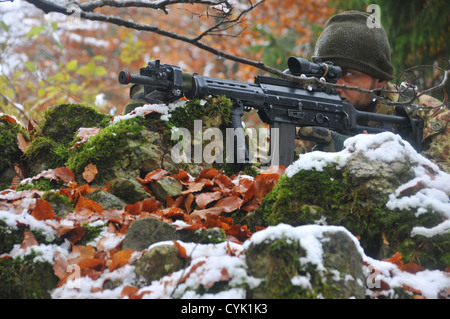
297, 10, 450, 173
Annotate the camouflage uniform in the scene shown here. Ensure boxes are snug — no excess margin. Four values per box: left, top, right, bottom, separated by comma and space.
295, 84, 450, 173
375, 84, 450, 173
296, 11, 450, 173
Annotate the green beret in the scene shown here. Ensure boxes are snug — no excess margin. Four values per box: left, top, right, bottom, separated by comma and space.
313, 11, 394, 81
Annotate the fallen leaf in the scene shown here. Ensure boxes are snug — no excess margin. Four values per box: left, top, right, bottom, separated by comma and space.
109, 249, 136, 271
199, 168, 220, 179
0, 114, 19, 124
69, 127, 102, 150
31, 198, 55, 221
75, 196, 104, 214
68, 245, 96, 264
402, 262, 424, 274
253, 173, 280, 204
137, 168, 168, 184
184, 193, 194, 213
53, 251, 71, 286
383, 251, 403, 268
82, 163, 98, 183
20, 230, 38, 249
195, 191, 221, 209
173, 241, 189, 260
17, 132, 30, 152
124, 198, 162, 215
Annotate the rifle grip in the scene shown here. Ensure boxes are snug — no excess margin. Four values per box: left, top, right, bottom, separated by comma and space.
270, 122, 296, 167
230, 102, 249, 165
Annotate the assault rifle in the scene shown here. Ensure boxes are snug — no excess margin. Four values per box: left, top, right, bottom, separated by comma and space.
118, 58, 424, 167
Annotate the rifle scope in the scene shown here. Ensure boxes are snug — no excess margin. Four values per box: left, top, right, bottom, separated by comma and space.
287, 56, 341, 83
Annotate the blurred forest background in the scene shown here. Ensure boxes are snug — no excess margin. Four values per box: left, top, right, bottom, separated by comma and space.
0, 0, 448, 126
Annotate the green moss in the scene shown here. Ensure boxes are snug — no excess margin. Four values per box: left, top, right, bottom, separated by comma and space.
39, 103, 111, 145
0, 251, 59, 298
167, 96, 232, 133
25, 136, 67, 177
16, 178, 65, 192
78, 222, 105, 246
41, 191, 74, 217
0, 220, 24, 255
245, 237, 338, 299
0, 118, 27, 172
259, 165, 350, 227
24, 104, 111, 177
67, 117, 146, 176
257, 163, 450, 269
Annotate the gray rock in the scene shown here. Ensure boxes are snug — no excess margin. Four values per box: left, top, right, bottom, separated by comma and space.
122, 217, 178, 251
86, 189, 127, 210
108, 178, 151, 204
134, 244, 186, 286
122, 217, 226, 251
150, 177, 183, 202
245, 226, 365, 299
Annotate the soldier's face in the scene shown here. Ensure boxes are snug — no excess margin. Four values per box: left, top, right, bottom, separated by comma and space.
336, 69, 386, 111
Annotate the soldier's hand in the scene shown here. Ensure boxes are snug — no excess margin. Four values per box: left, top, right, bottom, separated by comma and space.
297, 127, 348, 152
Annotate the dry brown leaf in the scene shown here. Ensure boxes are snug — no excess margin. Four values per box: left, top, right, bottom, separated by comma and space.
31, 198, 55, 221
109, 249, 136, 271
82, 163, 98, 183
68, 245, 96, 264
17, 132, 30, 152
20, 230, 39, 249
195, 191, 221, 209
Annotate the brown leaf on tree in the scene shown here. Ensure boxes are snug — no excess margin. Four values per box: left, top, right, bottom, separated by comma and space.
31, 198, 55, 221
20, 230, 38, 249
82, 163, 98, 183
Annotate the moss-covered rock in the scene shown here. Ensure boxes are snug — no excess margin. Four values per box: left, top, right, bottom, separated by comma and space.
67, 117, 165, 185
134, 244, 186, 287
25, 104, 111, 177
244, 225, 365, 299
0, 115, 29, 190
0, 251, 59, 299
39, 103, 111, 145
258, 133, 450, 270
